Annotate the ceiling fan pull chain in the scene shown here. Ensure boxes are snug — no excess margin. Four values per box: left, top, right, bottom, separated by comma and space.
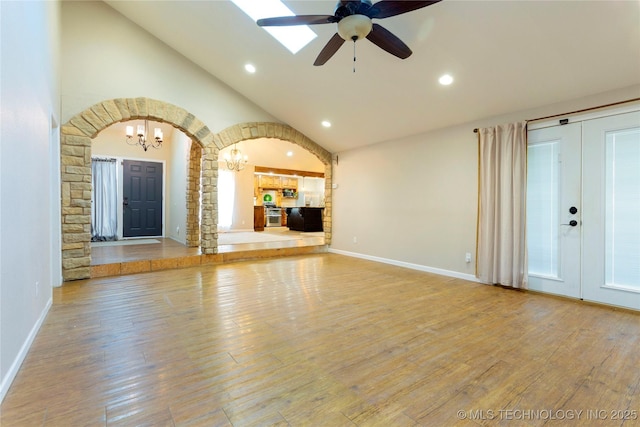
352, 38, 357, 73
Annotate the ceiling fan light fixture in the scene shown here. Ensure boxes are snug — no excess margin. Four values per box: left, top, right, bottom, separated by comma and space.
256, 0, 441, 65
337, 14, 372, 41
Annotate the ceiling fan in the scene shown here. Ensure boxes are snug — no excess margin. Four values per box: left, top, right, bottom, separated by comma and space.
256, 0, 441, 66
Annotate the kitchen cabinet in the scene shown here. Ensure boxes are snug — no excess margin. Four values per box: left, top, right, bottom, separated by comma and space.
258, 175, 280, 189
255, 174, 298, 191
286, 207, 324, 232
281, 209, 287, 226
281, 177, 298, 189
253, 206, 264, 231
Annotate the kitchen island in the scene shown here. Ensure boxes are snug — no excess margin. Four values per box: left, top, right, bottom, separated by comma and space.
286, 207, 324, 232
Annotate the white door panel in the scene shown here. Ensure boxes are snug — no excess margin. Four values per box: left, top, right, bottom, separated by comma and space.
527, 123, 582, 297
582, 111, 640, 310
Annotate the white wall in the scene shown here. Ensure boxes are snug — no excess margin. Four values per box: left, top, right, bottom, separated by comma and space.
0, 0, 60, 401
61, 1, 277, 131
218, 163, 255, 232
331, 85, 640, 279
232, 167, 256, 231
167, 130, 191, 243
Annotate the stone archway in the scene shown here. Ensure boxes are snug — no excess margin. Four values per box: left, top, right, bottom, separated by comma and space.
214, 122, 333, 240
60, 98, 333, 281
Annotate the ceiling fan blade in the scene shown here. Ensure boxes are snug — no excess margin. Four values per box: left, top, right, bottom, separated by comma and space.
314, 33, 345, 66
257, 15, 336, 27
366, 24, 412, 59
366, 1, 441, 20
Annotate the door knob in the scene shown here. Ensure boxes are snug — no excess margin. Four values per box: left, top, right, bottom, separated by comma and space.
123, 197, 129, 207
561, 220, 578, 227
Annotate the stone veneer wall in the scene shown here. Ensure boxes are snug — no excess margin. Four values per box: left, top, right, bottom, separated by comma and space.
61, 97, 333, 281
185, 142, 202, 247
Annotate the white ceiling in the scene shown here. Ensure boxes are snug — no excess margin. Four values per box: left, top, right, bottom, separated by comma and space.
104, 0, 640, 154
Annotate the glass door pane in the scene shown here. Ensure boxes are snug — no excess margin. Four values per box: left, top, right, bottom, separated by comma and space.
604, 127, 640, 290
527, 141, 560, 277
583, 110, 640, 310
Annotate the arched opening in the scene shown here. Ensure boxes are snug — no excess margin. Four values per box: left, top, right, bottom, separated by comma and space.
60, 98, 332, 281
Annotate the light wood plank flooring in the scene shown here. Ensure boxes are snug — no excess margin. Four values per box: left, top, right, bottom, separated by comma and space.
2, 254, 639, 426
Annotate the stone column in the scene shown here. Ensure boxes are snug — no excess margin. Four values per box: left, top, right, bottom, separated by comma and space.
60, 127, 93, 280
200, 146, 218, 254
323, 163, 333, 245
185, 142, 202, 247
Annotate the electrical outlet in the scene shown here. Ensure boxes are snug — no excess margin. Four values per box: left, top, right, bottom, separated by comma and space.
35, 281, 40, 297
353, 236, 357, 244
465, 252, 472, 263
176, 226, 180, 235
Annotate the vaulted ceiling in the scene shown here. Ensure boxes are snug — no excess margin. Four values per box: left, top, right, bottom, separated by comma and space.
104, 0, 640, 154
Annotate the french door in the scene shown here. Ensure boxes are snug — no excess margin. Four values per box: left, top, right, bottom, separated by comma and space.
527, 110, 640, 311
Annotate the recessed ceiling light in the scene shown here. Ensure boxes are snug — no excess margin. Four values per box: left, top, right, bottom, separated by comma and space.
439, 74, 454, 85
321, 121, 331, 128
245, 63, 256, 73
231, 0, 316, 54
286, 151, 293, 157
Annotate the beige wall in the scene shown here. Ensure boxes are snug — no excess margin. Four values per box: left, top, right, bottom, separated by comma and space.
61, 1, 277, 131
218, 163, 256, 232
331, 85, 640, 279
1, 0, 60, 401
167, 130, 192, 243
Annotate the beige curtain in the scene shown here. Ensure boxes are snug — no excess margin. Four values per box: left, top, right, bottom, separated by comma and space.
476, 122, 528, 288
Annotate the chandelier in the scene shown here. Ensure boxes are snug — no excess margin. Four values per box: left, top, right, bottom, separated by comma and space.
125, 120, 163, 151
224, 143, 248, 171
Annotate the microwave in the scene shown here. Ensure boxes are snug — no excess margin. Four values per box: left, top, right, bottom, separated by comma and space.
282, 189, 296, 198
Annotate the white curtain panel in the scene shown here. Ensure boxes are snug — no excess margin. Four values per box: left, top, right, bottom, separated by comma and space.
91, 158, 118, 241
477, 122, 528, 288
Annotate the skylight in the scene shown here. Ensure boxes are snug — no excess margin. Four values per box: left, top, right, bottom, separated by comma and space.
231, 0, 317, 54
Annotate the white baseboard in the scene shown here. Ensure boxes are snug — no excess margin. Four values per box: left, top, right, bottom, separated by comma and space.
0, 297, 52, 403
328, 248, 480, 283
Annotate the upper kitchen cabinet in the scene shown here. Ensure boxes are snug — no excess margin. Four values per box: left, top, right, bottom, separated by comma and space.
257, 174, 281, 189
256, 174, 298, 190
281, 177, 298, 189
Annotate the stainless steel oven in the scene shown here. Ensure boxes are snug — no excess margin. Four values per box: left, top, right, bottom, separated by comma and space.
265, 207, 282, 227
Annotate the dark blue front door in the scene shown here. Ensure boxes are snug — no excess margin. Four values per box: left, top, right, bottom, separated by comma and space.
123, 160, 163, 237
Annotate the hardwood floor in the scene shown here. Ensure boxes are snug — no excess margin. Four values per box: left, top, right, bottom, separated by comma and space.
2, 254, 639, 426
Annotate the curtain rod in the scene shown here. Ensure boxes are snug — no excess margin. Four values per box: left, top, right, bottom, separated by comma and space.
472, 97, 640, 133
